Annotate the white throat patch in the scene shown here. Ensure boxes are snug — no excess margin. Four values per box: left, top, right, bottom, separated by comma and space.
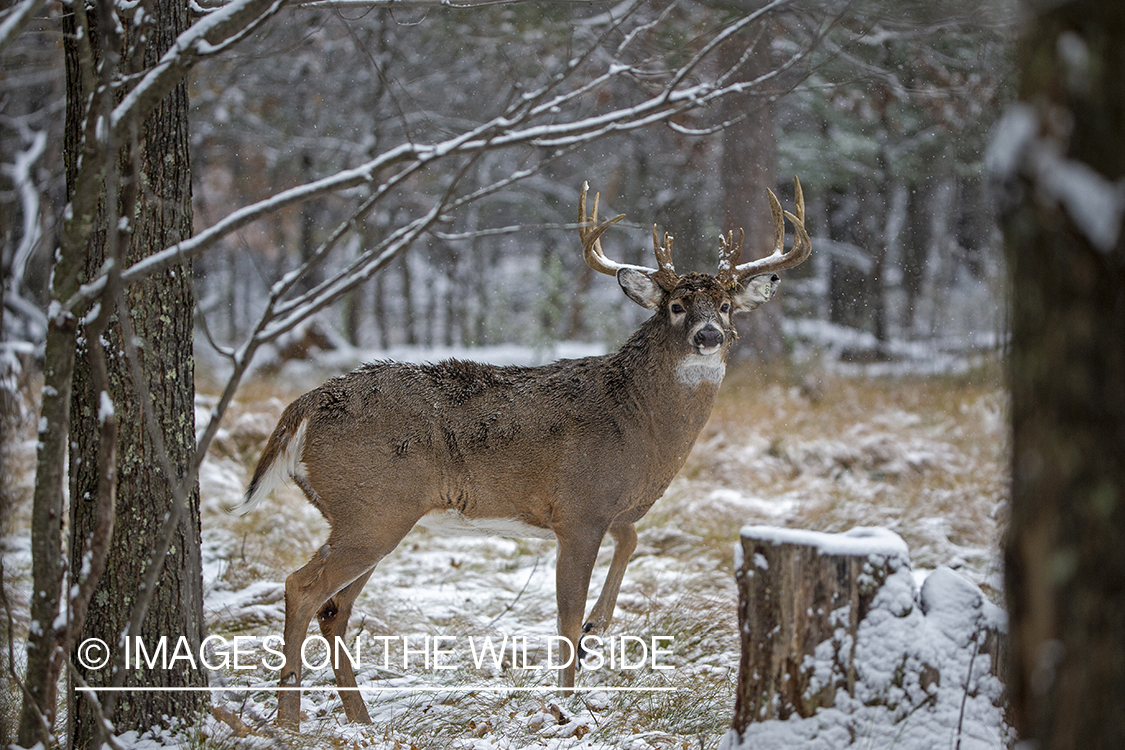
676, 354, 726, 388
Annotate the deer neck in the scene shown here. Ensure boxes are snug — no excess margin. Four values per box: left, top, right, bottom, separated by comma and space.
609, 317, 724, 428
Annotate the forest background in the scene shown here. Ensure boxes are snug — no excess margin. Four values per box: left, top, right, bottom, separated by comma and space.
3, 0, 1012, 368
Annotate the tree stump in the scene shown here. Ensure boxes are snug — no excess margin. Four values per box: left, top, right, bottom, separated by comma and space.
729, 525, 1008, 739
732, 526, 912, 725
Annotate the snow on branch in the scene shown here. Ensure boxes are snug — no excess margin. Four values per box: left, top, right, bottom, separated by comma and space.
109, 0, 289, 138
0, 0, 46, 55
988, 103, 1125, 256
665, 0, 790, 95
70, 41, 810, 316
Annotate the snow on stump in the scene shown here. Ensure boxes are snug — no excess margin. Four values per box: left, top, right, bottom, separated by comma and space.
723, 526, 1010, 749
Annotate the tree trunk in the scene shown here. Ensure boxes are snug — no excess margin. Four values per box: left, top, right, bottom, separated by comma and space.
1001, 2, 1125, 747
824, 187, 871, 335
296, 150, 322, 294
732, 528, 876, 723
900, 185, 928, 332
881, 180, 909, 343
373, 267, 389, 349
400, 252, 417, 346
719, 12, 782, 361
66, 0, 207, 743
869, 122, 899, 353
19, 3, 105, 741
0, 252, 13, 538
912, 175, 956, 338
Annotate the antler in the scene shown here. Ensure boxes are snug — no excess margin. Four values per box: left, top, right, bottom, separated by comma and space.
579, 182, 680, 291
650, 225, 679, 290
717, 176, 812, 287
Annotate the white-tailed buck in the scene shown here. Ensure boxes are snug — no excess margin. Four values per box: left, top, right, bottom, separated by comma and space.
238, 178, 811, 728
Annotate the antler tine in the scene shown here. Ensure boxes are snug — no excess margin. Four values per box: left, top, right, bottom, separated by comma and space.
651, 225, 679, 289
729, 176, 812, 283
579, 181, 629, 277
769, 188, 785, 256
578, 182, 682, 290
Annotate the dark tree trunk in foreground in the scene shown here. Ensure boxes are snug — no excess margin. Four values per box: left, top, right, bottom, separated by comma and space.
66, 0, 206, 743
1001, 2, 1125, 747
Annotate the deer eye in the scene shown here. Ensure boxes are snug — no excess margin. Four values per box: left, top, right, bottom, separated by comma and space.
670, 302, 685, 314
720, 302, 731, 314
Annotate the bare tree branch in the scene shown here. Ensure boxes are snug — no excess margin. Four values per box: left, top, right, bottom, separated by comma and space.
109, 0, 291, 140
68, 662, 126, 750
0, 0, 46, 55
1, 127, 46, 295
67, 21, 816, 315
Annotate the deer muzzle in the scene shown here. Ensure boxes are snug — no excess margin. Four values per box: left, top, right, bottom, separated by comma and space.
693, 324, 724, 354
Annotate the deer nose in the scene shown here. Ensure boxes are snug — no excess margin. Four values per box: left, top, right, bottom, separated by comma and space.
693, 326, 723, 350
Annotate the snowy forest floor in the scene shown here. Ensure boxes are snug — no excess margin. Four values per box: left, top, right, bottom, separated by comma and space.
0, 350, 1010, 749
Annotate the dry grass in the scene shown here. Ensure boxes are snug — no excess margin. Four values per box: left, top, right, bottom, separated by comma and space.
649, 358, 1009, 586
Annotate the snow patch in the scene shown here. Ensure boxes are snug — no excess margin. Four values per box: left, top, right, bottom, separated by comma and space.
98, 391, 115, 424
703, 488, 799, 519
740, 525, 910, 563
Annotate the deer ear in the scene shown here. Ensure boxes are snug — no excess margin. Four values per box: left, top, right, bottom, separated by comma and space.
617, 268, 665, 310
732, 273, 780, 312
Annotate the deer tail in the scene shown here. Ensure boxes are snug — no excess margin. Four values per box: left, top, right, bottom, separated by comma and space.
233, 398, 311, 516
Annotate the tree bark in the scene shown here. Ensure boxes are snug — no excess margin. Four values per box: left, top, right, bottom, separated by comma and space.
732, 528, 876, 724
65, 0, 207, 743
1001, 2, 1125, 747
913, 175, 956, 338
18, 2, 108, 740
719, 11, 783, 361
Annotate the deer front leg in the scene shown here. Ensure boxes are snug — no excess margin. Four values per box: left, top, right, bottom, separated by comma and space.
583, 522, 637, 639
316, 569, 374, 724
554, 532, 604, 689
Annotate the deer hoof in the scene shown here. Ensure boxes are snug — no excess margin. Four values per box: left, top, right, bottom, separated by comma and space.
577, 621, 598, 668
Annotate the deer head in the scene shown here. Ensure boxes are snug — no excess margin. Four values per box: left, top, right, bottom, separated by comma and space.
578, 177, 811, 366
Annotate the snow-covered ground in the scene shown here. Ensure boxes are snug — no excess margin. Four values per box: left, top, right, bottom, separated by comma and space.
1, 342, 1010, 749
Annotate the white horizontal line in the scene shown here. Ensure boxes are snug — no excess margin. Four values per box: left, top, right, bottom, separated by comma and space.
76, 685, 678, 693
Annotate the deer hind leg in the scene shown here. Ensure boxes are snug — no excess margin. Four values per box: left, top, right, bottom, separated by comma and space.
277, 516, 419, 729
579, 522, 638, 665
554, 531, 605, 690
317, 569, 375, 724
